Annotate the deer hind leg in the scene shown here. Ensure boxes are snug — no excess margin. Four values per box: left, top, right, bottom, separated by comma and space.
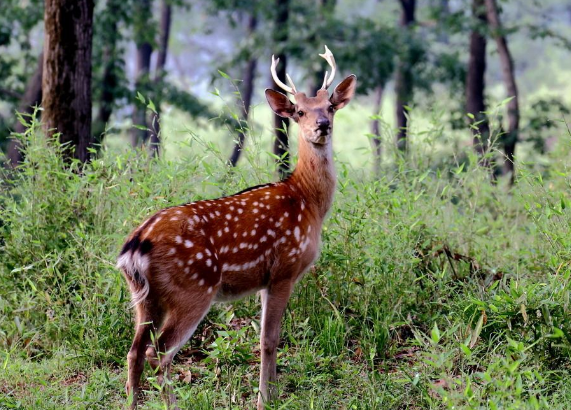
126, 301, 163, 409
257, 281, 294, 410
145, 289, 216, 410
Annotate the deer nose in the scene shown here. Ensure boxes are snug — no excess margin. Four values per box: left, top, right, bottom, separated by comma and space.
316, 118, 330, 129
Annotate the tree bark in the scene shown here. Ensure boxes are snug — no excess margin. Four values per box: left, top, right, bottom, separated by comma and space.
149, 0, 172, 158
395, 0, 416, 153
6, 52, 43, 169
370, 86, 384, 178
485, 0, 519, 184
131, 0, 153, 148
42, 0, 94, 163
272, 0, 291, 178
228, 13, 258, 167
466, 0, 490, 163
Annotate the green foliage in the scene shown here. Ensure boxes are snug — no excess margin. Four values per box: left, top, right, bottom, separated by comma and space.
0, 0, 44, 147
91, 0, 132, 124
521, 98, 571, 154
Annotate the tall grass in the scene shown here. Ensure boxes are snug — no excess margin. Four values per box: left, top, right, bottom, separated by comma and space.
1, 109, 571, 409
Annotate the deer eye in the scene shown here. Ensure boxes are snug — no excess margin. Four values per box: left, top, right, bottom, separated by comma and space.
328, 105, 334, 112
297, 110, 304, 117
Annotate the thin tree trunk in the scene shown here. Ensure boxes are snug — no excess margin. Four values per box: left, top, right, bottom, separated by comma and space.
6, 52, 43, 169
93, 0, 123, 146
229, 13, 258, 167
370, 86, 384, 178
438, 0, 450, 43
131, 0, 153, 148
466, 0, 490, 164
149, 0, 172, 158
395, 0, 416, 153
272, 0, 291, 178
43, 0, 94, 163
155, 0, 171, 76
485, 0, 519, 184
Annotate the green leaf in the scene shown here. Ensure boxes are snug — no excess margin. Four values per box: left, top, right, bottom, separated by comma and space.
218, 70, 231, 80
500, 96, 515, 106
548, 327, 564, 338
469, 311, 485, 348
459, 343, 472, 358
147, 99, 156, 113
431, 323, 441, 344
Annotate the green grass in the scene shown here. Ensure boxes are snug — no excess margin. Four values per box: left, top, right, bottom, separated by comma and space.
1, 105, 571, 409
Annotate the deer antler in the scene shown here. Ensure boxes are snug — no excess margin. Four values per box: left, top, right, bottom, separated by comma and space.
319, 45, 336, 90
271, 55, 298, 94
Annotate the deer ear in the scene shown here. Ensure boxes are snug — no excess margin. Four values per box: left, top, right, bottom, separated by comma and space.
330, 75, 357, 110
265, 89, 295, 118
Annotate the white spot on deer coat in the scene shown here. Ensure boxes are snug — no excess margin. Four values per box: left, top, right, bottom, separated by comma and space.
294, 227, 300, 242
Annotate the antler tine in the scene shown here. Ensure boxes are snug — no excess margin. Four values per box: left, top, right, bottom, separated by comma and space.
320, 71, 329, 90
286, 74, 298, 94
319, 45, 336, 90
271, 55, 297, 94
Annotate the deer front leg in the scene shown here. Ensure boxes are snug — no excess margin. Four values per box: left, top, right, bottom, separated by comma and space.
257, 281, 293, 410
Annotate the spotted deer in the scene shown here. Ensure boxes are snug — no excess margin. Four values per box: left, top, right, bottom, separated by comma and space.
117, 46, 356, 409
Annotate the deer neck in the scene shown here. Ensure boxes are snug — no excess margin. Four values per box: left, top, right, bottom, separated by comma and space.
288, 133, 336, 220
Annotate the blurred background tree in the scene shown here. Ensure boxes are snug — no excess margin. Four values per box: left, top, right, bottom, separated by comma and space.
0, 0, 569, 181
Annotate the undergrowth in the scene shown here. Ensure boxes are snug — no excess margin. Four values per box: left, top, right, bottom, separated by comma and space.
1, 111, 571, 409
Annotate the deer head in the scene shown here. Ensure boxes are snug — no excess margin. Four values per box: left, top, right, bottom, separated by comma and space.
265, 46, 357, 146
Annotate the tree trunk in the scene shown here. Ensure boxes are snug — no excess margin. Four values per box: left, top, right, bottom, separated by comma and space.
395, 0, 416, 153
370, 86, 384, 178
6, 52, 43, 169
42, 0, 94, 163
485, 0, 519, 184
438, 0, 450, 43
466, 0, 490, 163
149, 0, 172, 158
272, 0, 291, 178
93, 0, 123, 146
131, 0, 153, 148
155, 0, 171, 76
229, 13, 258, 167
